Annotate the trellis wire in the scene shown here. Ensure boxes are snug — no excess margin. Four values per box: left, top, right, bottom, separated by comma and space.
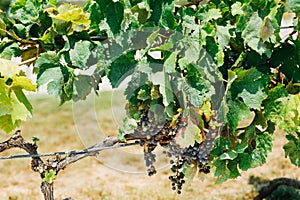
0, 142, 139, 160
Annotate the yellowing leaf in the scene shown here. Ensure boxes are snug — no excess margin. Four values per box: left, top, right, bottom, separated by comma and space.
50, 7, 90, 26
170, 108, 182, 128
199, 101, 212, 122
0, 115, 16, 133
12, 76, 36, 91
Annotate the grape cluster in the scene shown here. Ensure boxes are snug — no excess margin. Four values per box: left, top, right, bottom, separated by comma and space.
134, 100, 187, 176
164, 126, 219, 194
169, 159, 185, 194
127, 85, 219, 194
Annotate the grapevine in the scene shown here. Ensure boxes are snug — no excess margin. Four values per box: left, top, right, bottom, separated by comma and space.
0, 0, 299, 199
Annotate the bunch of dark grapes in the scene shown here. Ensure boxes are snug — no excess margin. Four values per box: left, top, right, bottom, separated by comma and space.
166, 126, 219, 194
131, 90, 219, 194
134, 100, 187, 176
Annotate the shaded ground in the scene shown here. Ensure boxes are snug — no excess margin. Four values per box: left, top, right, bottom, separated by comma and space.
0, 93, 299, 200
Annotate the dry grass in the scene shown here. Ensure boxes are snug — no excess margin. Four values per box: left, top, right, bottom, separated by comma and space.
0, 92, 299, 200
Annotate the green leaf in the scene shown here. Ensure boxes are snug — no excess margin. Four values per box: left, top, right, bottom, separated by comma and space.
220, 150, 238, 160
95, 0, 124, 34
123, 117, 137, 132
265, 94, 300, 133
32, 136, 40, 143
178, 37, 200, 64
198, 8, 222, 22
269, 43, 300, 82
73, 75, 93, 101
0, 43, 22, 60
70, 41, 92, 69
284, 134, 300, 167
137, 89, 151, 101
251, 133, 273, 168
210, 136, 231, 156
216, 25, 233, 49
189, 87, 203, 107
235, 142, 248, 153
164, 51, 178, 73
226, 99, 251, 131
35, 52, 60, 70
108, 52, 137, 88
10, 91, 29, 124
159, 0, 177, 29
213, 158, 230, 184
14, 24, 26, 38
285, 0, 300, 13
228, 160, 241, 179
238, 153, 252, 171
118, 128, 127, 142
231, 2, 243, 16
37, 67, 64, 98
49, 0, 57, 7
42, 169, 56, 184
149, 102, 166, 121
150, 71, 174, 107
242, 12, 266, 55
230, 68, 269, 110
0, 79, 12, 116
124, 70, 148, 100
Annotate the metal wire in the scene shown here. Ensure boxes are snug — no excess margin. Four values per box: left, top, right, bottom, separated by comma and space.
0, 142, 139, 160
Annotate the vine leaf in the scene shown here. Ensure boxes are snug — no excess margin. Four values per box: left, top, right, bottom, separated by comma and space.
0, 79, 12, 116
70, 40, 92, 69
0, 58, 20, 78
49, 0, 57, 7
73, 75, 93, 101
48, 5, 90, 26
183, 162, 197, 186
251, 133, 273, 168
12, 76, 36, 91
284, 134, 300, 167
238, 153, 252, 171
11, 91, 30, 124
197, 8, 222, 22
0, 115, 16, 133
214, 158, 231, 184
42, 169, 57, 184
242, 12, 266, 55
95, 0, 124, 34
260, 17, 274, 42
265, 92, 300, 133
216, 25, 234, 49
230, 68, 269, 110
226, 99, 251, 131
180, 120, 201, 147
37, 67, 64, 98
150, 71, 174, 107
159, 0, 177, 29
108, 52, 137, 88
220, 150, 238, 160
